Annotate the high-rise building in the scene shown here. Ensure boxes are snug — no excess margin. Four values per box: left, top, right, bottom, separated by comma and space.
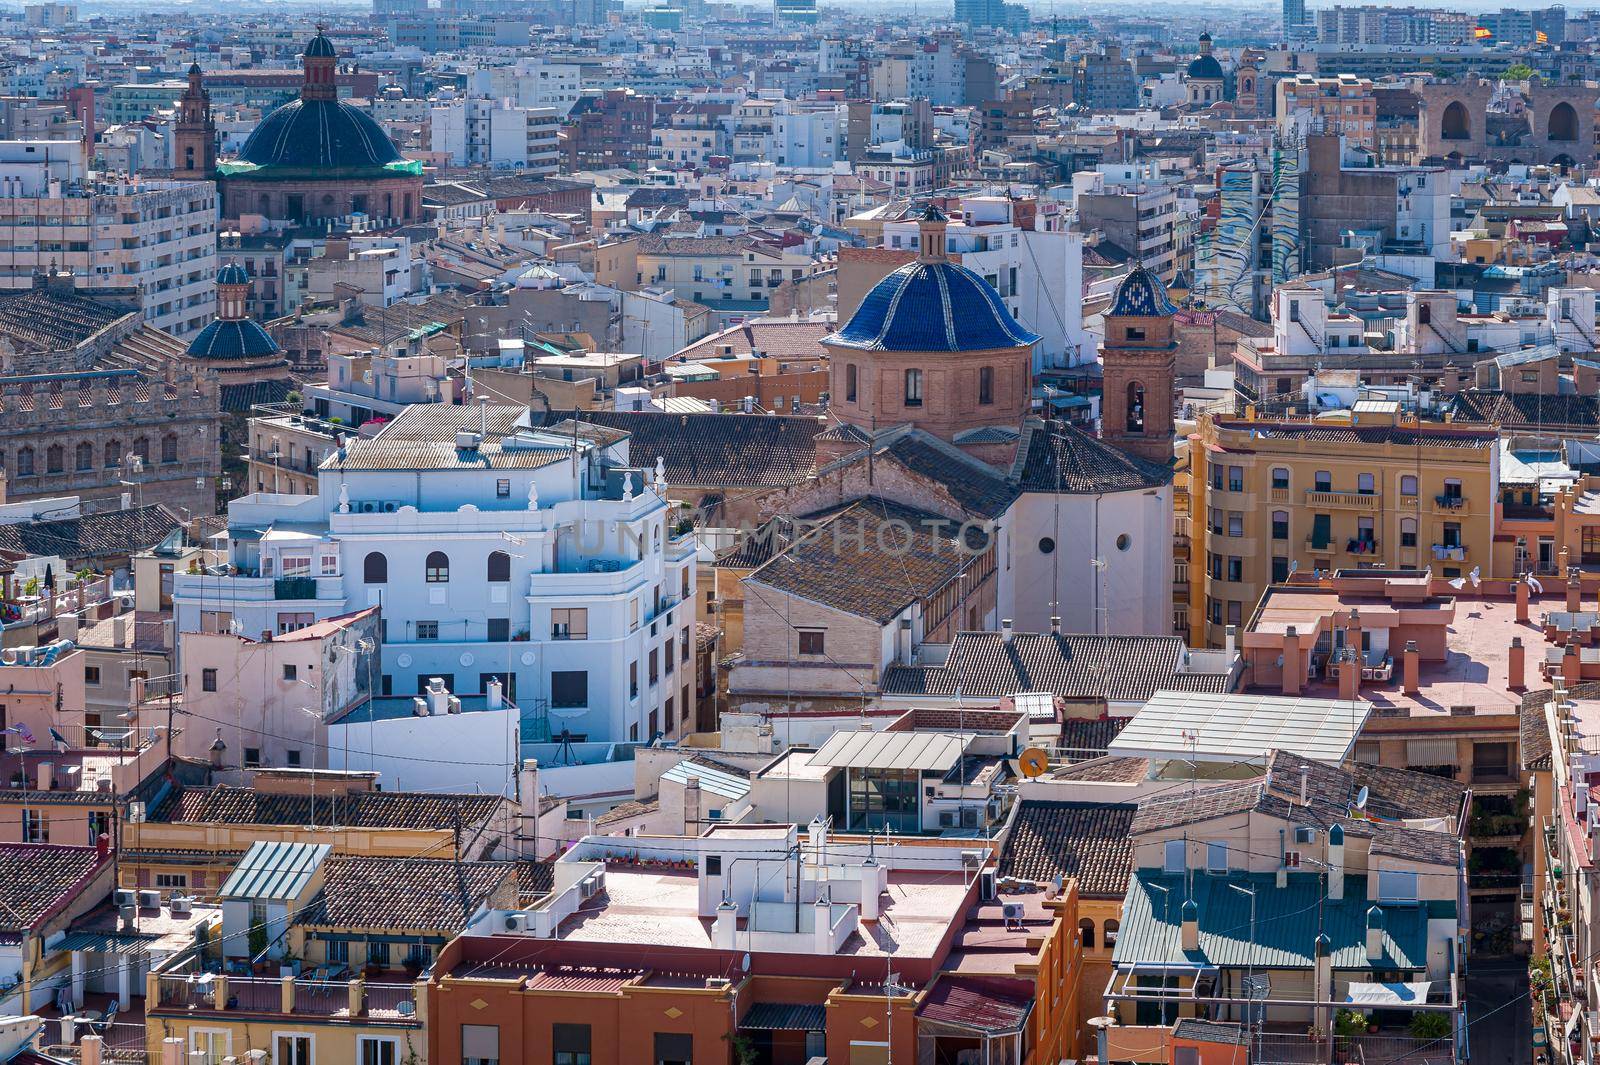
1282, 0, 1308, 37
774, 0, 818, 23
430, 97, 561, 173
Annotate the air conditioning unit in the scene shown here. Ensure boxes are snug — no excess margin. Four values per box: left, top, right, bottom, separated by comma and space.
960, 807, 979, 829
579, 870, 607, 900
938, 810, 955, 828
501, 912, 530, 933
979, 868, 997, 902
138, 889, 161, 910
170, 895, 192, 916
114, 889, 137, 908
1001, 902, 1025, 921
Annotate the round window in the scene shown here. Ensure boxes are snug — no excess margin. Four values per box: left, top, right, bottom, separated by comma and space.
1116, 534, 1132, 552
1038, 537, 1056, 555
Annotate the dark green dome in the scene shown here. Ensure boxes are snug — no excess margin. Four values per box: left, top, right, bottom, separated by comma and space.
303, 30, 338, 58
234, 98, 403, 174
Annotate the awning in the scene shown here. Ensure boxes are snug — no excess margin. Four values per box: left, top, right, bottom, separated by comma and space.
1406, 738, 1460, 766
1346, 981, 1432, 1006
55, 931, 153, 956
808, 729, 965, 772
740, 1002, 827, 1031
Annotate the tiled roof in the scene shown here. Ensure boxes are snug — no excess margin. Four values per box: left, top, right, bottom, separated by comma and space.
1451, 389, 1600, 431
1014, 420, 1173, 491
559, 410, 820, 489
879, 432, 1018, 518
676, 320, 833, 362
307, 857, 515, 931
1059, 716, 1130, 754
1519, 683, 1592, 771
516, 859, 555, 903
154, 785, 505, 831
881, 632, 1230, 702
0, 287, 131, 350
0, 504, 182, 563
747, 499, 982, 625
999, 801, 1135, 898
1108, 263, 1177, 317
1048, 755, 1149, 783
594, 797, 659, 829
0, 844, 105, 932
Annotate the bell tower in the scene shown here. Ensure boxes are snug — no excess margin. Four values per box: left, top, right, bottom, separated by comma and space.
1099, 264, 1177, 466
173, 62, 216, 180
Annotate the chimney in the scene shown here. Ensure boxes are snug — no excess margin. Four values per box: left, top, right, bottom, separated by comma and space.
1179, 899, 1199, 951
80, 1035, 102, 1065
1299, 766, 1309, 805
807, 816, 826, 856
1365, 905, 1385, 962
713, 898, 738, 948
1565, 636, 1581, 680
813, 893, 834, 952
1050, 615, 1061, 636
1561, 545, 1572, 576
59, 614, 79, 640
1282, 625, 1302, 695
486, 677, 504, 711
1224, 624, 1237, 662
96, 831, 110, 860
1338, 650, 1361, 701
424, 677, 450, 716
1509, 636, 1526, 691
1517, 577, 1531, 623
518, 758, 541, 859
1314, 933, 1333, 1033
1327, 823, 1345, 900
1402, 640, 1420, 695
1569, 569, 1583, 614
1001, 619, 1013, 643
113, 615, 128, 648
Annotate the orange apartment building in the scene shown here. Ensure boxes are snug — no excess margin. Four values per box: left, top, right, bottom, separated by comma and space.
427, 825, 1086, 1065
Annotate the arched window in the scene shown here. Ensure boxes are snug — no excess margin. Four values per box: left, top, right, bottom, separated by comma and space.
75, 442, 93, 471
1104, 918, 1120, 946
845, 363, 857, 402
16, 447, 34, 477
104, 440, 121, 469
1079, 918, 1096, 949
425, 551, 450, 583
363, 552, 388, 584
133, 437, 150, 466
1418, 303, 1431, 325
161, 434, 178, 464
45, 445, 63, 474
1125, 381, 1145, 433
486, 551, 511, 582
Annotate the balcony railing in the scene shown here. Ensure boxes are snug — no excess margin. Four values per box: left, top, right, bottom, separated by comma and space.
1305, 489, 1382, 511
152, 973, 418, 1021
274, 576, 318, 600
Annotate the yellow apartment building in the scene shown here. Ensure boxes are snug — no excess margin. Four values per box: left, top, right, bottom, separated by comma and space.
1187, 405, 1501, 647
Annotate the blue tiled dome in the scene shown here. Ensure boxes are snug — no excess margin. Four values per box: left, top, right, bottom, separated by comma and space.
826, 260, 1041, 353
1187, 53, 1224, 80
1108, 263, 1177, 317
187, 318, 281, 361
236, 98, 403, 173
216, 263, 249, 286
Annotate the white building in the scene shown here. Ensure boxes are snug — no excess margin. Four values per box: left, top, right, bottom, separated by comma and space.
430, 97, 561, 174
772, 102, 842, 169
0, 141, 216, 338
172, 403, 698, 746
466, 60, 582, 117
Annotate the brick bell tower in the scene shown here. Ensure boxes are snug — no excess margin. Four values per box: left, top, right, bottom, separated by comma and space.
1098, 263, 1177, 466
173, 62, 216, 180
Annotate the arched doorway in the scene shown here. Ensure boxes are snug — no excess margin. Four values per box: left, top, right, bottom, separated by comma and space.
1441, 100, 1471, 141
1126, 381, 1146, 434
1548, 101, 1579, 142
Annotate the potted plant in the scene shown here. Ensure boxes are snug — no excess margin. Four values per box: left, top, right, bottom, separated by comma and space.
1409, 1012, 1451, 1040
1334, 1009, 1368, 1038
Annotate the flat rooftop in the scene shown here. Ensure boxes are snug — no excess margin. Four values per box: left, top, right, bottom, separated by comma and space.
554, 867, 971, 959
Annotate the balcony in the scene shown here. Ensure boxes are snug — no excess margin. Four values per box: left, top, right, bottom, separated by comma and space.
1432, 494, 1467, 514
1305, 489, 1382, 511
1429, 544, 1468, 562
151, 972, 418, 1023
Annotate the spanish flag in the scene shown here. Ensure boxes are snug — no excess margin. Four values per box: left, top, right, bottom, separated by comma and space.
1537, 29, 1549, 43
1473, 25, 1492, 38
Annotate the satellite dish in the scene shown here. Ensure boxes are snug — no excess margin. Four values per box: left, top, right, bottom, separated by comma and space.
1017, 748, 1049, 778
1354, 785, 1370, 810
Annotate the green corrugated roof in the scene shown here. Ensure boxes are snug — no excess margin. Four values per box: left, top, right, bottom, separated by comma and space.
1112, 871, 1440, 972
220, 840, 330, 901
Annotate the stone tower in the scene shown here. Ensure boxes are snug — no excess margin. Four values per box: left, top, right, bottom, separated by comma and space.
173, 62, 216, 180
1098, 263, 1177, 466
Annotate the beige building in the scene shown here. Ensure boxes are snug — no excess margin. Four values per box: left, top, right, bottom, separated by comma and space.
1187, 406, 1500, 648
1277, 74, 1378, 151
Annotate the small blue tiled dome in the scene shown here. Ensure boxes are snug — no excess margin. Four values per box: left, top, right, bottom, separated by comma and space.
1108, 263, 1177, 318
187, 318, 281, 361
216, 263, 249, 286
825, 260, 1041, 353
